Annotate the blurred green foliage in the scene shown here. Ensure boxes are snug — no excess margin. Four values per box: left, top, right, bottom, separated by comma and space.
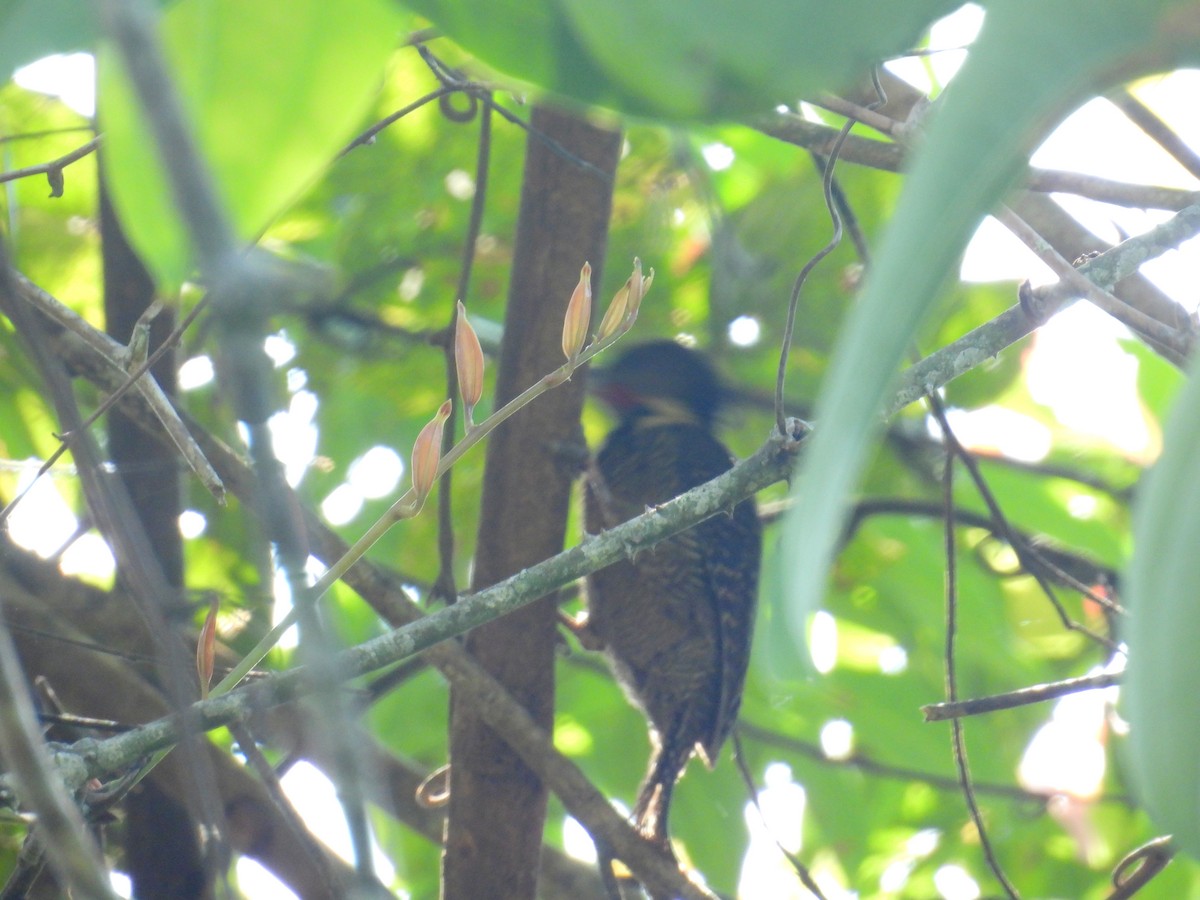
0, 0, 1196, 897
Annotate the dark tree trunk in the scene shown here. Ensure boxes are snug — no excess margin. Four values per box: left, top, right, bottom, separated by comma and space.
442, 106, 621, 899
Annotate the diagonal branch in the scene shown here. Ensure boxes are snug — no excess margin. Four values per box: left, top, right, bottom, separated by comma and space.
50, 426, 802, 766
758, 110, 1200, 211
28, 405, 800, 899
890, 198, 1200, 413
9, 273, 224, 503
30, 282, 783, 897
923, 671, 1122, 722
0, 137, 101, 196
999, 205, 1193, 364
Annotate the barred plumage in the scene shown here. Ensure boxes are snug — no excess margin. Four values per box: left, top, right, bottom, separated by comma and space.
584, 341, 761, 848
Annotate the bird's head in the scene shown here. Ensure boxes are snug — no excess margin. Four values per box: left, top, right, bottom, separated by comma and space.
590, 340, 723, 429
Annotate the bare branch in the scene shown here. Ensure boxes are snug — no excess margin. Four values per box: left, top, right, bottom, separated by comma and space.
1109, 89, 1200, 180
0, 137, 101, 196
758, 110, 1200, 211
890, 199, 1200, 413
923, 671, 1121, 722
999, 206, 1193, 364
9, 274, 224, 503
36, 300, 796, 898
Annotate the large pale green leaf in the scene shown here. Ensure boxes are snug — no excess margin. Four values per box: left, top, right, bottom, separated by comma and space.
557, 0, 960, 119
781, 0, 1200, 659
97, 0, 405, 287
0, 0, 96, 85
0, 0, 173, 92
400, 0, 960, 119
1125, 344, 1200, 858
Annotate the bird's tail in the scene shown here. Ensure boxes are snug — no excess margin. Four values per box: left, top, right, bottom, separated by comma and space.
633, 739, 692, 852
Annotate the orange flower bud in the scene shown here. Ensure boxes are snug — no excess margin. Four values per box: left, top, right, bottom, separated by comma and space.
596, 258, 655, 343
562, 261, 592, 360
412, 399, 453, 500
595, 279, 630, 344
625, 257, 653, 324
196, 594, 219, 699
455, 301, 485, 417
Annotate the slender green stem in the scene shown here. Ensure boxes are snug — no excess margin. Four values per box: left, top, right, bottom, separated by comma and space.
212, 322, 635, 696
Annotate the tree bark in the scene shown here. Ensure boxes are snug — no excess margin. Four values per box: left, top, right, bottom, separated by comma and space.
442, 105, 621, 899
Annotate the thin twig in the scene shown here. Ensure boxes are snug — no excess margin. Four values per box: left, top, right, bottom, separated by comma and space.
888, 424, 1134, 501
1024, 169, 1200, 211
837, 497, 1124, 613
1109, 90, 1200, 181
814, 498, 1122, 618
934, 391, 1118, 651
810, 152, 871, 263
774, 122, 852, 434
923, 671, 1122, 721
935, 414, 1020, 899
362, 658, 430, 705
737, 720, 1110, 804
813, 94, 902, 138
417, 44, 614, 184
759, 111, 1200, 210
337, 86, 458, 157
732, 733, 827, 899
0, 279, 222, 530
0, 137, 102, 194
775, 71, 885, 435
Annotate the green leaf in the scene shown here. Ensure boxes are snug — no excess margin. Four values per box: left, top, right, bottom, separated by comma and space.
1123, 335, 1185, 428
559, 0, 961, 119
397, 0, 609, 106
0, 0, 172, 87
780, 0, 1200, 645
0, 0, 97, 85
97, 0, 405, 287
401, 0, 960, 119
1125, 344, 1200, 859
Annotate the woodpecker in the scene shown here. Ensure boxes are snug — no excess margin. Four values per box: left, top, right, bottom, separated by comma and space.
584, 340, 761, 850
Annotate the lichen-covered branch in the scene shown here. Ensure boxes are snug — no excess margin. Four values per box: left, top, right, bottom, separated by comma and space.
890, 200, 1200, 413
